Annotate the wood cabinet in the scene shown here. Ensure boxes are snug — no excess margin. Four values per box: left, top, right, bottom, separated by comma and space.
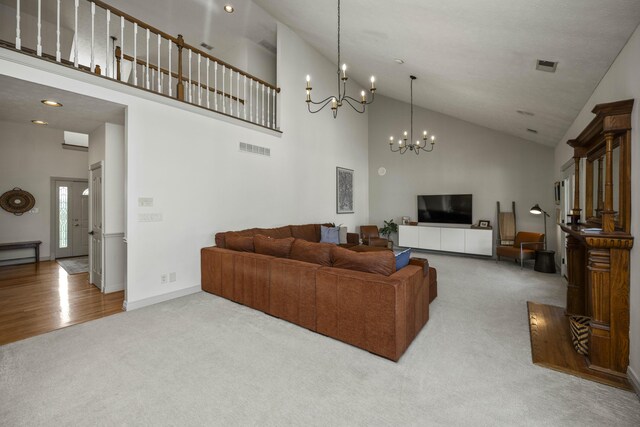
561, 99, 634, 380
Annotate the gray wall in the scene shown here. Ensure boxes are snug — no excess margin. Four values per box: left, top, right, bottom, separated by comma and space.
368, 95, 556, 253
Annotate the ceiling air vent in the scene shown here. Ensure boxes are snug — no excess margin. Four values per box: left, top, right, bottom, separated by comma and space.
258, 39, 277, 55
527, 128, 539, 134
200, 42, 214, 51
239, 142, 271, 157
536, 59, 558, 73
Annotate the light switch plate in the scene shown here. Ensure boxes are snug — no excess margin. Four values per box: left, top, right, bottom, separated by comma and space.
138, 197, 153, 207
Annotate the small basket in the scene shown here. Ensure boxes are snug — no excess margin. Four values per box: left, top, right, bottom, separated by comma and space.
569, 315, 590, 356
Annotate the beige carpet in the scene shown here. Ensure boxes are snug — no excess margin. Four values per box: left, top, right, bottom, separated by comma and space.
1, 253, 639, 426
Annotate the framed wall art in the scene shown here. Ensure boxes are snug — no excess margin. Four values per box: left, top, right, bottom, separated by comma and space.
336, 167, 354, 214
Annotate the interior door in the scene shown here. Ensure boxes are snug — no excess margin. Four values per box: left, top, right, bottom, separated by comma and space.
90, 165, 103, 290
71, 182, 89, 256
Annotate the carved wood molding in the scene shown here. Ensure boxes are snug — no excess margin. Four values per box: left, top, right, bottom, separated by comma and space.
585, 236, 634, 250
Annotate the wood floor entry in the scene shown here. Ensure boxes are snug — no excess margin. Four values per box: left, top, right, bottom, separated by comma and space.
0, 261, 124, 346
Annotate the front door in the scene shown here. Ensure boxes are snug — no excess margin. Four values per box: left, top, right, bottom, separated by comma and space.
89, 164, 103, 290
54, 179, 89, 259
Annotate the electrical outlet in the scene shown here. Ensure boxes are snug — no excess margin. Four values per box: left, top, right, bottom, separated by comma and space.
169, 272, 176, 282
161, 274, 168, 284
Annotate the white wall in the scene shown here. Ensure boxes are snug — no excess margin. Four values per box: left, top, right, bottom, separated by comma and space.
368, 95, 556, 253
0, 20, 369, 307
0, 120, 88, 263
554, 23, 640, 391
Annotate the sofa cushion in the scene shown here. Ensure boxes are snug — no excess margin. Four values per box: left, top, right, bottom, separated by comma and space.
257, 226, 292, 239
331, 246, 396, 276
254, 234, 294, 258
225, 235, 255, 252
290, 239, 333, 266
320, 225, 340, 244
290, 224, 319, 242
394, 248, 412, 270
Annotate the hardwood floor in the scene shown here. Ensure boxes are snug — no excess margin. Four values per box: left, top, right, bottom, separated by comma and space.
527, 301, 631, 390
0, 261, 124, 346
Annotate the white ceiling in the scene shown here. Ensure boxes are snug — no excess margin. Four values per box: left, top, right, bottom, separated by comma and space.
253, 0, 640, 146
0, 75, 125, 133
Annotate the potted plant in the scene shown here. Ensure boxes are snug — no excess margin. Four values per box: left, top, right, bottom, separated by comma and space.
380, 219, 399, 247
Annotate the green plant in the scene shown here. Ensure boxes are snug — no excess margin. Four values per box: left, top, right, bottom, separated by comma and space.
379, 219, 398, 240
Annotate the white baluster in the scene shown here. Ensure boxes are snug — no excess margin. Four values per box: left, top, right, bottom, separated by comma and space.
262, 84, 265, 126
243, 75, 247, 120
157, 34, 161, 92
90, 2, 96, 72
36, 0, 42, 56
229, 69, 233, 116
222, 66, 226, 113
236, 72, 240, 118
105, 10, 110, 77
145, 29, 150, 89
214, 62, 218, 111
56, 0, 61, 61
168, 41, 172, 96
206, 59, 210, 109
151, 69, 155, 91
267, 87, 271, 128
188, 49, 192, 103
272, 89, 277, 129
256, 80, 260, 124
74, 0, 79, 67
119, 16, 124, 81
197, 53, 202, 106
15, 0, 21, 50
133, 23, 138, 86
249, 80, 253, 122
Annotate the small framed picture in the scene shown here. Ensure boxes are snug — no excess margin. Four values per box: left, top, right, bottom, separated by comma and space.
402, 216, 410, 225
479, 220, 490, 228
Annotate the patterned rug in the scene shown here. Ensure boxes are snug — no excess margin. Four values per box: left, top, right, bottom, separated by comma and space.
57, 256, 89, 275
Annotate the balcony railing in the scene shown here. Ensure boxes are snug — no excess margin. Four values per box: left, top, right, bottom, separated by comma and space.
3, 0, 280, 130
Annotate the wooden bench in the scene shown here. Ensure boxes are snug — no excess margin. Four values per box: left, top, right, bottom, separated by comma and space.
0, 241, 42, 263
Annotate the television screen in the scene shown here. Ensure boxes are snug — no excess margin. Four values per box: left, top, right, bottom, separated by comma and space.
417, 194, 472, 224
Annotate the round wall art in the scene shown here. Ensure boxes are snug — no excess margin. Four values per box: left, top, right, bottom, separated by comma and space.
0, 188, 36, 215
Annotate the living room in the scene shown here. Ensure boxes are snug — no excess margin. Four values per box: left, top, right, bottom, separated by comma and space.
1, 0, 639, 424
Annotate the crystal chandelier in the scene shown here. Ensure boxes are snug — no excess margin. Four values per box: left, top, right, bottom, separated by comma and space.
389, 76, 436, 155
305, 0, 376, 118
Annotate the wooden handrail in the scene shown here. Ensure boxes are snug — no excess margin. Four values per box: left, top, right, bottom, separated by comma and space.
91, 0, 279, 92
115, 47, 244, 104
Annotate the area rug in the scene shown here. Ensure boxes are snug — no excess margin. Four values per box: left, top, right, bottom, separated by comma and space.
57, 256, 89, 275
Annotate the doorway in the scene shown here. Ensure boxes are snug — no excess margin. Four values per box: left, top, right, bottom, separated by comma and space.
89, 163, 103, 291
52, 178, 89, 259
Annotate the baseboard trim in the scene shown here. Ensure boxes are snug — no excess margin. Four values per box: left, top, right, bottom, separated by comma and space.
0, 256, 51, 267
123, 285, 201, 311
629, 366, 640, 399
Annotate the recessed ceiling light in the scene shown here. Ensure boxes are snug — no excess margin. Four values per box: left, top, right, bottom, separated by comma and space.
41, 99, 62, 107
31, 120, 48, 125
516, 110, 535, 116
394, 58, 405, 64
224, 4, 234, 13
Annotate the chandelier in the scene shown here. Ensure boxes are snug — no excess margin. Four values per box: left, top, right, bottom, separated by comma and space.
389, 76, 436, 155
305, 0, 376, 118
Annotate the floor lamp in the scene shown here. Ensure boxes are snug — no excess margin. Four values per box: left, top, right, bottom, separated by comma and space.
530, 204, 549, 250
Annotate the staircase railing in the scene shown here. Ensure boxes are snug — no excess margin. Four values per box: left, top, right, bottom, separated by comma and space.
5, 0, 279, 130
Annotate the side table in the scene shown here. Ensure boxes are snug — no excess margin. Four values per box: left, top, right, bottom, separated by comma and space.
534, 250, 556, 273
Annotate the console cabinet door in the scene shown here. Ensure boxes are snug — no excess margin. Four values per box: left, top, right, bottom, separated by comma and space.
441, 228, 466, 252
399, 225, 420, 248
465, 229, 493, 256
419, 227, 441, 250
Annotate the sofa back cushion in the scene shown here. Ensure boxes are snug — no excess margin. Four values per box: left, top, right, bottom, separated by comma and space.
331, 246, 396, 276
290, 239, 333, 266
226, 235, 255, 252
290, 224, 319, 242
257, 226, 292, 240
254, 234, 295, 258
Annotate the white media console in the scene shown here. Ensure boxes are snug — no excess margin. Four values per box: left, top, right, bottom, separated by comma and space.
398, 224, 493, 256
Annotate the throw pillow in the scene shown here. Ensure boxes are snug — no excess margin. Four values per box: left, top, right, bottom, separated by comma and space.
226, 235, 255, 252
320, 225, 340, 244
338, 226, 348, 244
290, 239, 333, 266
331, 246, 396, 276
394, 248, 412, 270
254, 234, 294, 258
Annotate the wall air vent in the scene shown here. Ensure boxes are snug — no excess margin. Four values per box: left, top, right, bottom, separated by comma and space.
239, 142, 271, 157
527, 128, 539, 134
200, 42, 214, 51
536, 59, 558, 73
258, 39, 277, 55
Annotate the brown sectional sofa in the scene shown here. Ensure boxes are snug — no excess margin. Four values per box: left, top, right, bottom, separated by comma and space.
202, 223, 438, 361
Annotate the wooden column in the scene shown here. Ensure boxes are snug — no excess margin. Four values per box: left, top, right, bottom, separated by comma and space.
176, 34, 184, 101
602, 132, 615, 232
596, 158, 604, 213
572, 156, 582, 222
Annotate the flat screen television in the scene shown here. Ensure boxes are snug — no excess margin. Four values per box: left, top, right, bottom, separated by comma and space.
417, 194, 472, 225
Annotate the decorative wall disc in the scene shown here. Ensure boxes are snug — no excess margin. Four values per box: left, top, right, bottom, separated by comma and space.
0, 188, 36, 215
